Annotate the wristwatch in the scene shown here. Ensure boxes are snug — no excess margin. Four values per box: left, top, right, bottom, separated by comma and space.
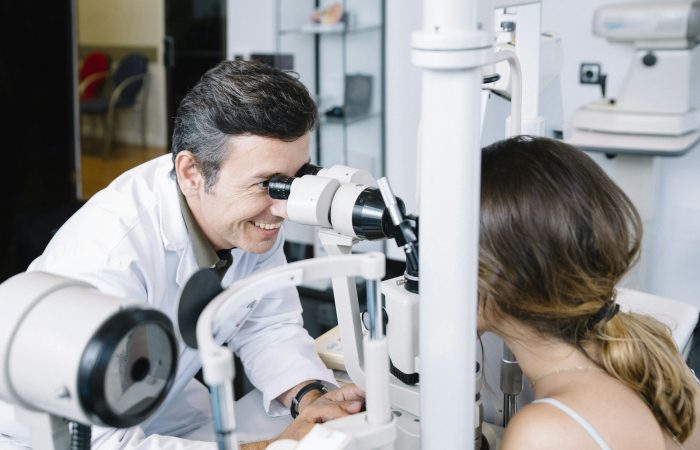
290, 381, 328, 418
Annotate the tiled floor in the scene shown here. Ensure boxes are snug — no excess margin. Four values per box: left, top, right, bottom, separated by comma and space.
80, 138, 166, 199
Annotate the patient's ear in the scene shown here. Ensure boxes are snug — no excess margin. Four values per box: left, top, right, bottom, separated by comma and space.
175, 151, 203, 195
477, 298, 489, 335
477, 294, 501, 335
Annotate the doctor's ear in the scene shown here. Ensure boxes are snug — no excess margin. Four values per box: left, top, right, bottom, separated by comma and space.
175, 151, 203, 195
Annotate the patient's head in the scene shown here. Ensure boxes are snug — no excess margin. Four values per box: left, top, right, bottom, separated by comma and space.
477, 135, 641, 339
476, 135, 695, 443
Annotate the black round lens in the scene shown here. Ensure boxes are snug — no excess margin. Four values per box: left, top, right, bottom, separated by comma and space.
130, 357, 151, 382
268, 176, 295, 199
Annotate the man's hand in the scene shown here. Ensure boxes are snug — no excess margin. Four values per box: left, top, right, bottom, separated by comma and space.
277, 383, 365, 441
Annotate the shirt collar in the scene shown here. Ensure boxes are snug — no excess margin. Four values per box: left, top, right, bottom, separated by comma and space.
177, 185, 231, 273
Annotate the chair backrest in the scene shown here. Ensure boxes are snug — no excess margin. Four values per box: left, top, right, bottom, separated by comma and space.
114, 53, 148, 103
79, 51, 109, 100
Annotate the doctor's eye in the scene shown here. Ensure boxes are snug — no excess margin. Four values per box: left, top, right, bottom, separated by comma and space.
255, 179, 271, 191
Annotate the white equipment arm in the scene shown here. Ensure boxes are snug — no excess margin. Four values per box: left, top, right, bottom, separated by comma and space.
196, 253, 390, 450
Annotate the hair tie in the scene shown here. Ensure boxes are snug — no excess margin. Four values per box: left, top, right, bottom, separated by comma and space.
588, 292, 620, 327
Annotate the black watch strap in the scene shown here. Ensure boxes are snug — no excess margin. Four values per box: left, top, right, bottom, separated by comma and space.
290, 381, 327, 418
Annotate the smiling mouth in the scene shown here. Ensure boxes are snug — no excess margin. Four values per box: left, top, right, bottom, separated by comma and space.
252, 221, 283, 231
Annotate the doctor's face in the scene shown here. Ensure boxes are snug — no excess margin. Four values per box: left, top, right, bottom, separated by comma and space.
187, 133, 310, 253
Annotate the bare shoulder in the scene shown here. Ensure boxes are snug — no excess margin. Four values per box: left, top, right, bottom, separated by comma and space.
501, 401, 597, 450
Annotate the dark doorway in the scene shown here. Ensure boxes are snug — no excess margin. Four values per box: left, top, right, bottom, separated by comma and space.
0, 0, 80, 280
165, 0, 227, 149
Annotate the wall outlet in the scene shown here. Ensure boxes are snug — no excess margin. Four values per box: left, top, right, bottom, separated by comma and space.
580, 62, 602, 84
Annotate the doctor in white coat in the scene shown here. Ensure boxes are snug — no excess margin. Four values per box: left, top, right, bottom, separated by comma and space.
26, 60, 364, 449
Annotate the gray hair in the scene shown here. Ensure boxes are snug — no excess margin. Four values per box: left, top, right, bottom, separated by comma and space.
171, 60, 318, 191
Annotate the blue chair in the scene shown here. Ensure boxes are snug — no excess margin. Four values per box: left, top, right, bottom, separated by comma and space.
80, 53, 150, 156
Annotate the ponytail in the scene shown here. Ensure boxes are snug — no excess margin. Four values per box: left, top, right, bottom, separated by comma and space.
596, 311, 696, 442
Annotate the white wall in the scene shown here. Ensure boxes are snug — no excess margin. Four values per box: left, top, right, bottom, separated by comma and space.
78, 0, 167, 148
226, 0, 276, 59
384, 0, 421, 259
384, 1, 421, 208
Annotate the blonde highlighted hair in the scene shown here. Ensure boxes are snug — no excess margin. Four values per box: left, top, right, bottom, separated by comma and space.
478, 136, 696, 442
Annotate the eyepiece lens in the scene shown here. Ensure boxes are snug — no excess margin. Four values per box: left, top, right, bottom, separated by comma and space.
295, 163, 322, 177
268, 175, 295, 200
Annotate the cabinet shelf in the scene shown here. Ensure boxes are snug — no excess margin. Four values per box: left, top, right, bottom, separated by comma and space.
279, 23, 381, 36
276, 0, 385, 181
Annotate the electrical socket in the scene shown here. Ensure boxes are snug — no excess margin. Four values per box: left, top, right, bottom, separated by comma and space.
580, 63, 602, 84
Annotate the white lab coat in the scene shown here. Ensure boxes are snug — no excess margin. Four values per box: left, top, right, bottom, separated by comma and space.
22, 154, 335, 448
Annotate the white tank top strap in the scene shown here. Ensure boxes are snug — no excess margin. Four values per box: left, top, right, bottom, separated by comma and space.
532, 398, 612, 450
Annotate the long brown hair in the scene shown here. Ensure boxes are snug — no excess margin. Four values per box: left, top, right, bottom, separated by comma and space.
478, 136, 696, 442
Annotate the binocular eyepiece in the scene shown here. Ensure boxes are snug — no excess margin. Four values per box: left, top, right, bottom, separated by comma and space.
265, 166, 401, 241
267, 176, 295, 200
268, 163, 419, 290
268, 163, 323, 200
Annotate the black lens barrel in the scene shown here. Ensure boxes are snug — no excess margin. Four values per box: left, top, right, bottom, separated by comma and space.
296, 163, 322, 177
268, 176, 295, 200
267, 163, 322, 200
351, 187, 400, 240
267, 176, 408, 245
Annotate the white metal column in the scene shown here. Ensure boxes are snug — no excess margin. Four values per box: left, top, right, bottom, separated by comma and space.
513, 2, 544, 135
411, 0, 492, 447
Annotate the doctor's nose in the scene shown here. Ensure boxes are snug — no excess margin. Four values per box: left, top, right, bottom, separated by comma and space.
269, 198, 288, 219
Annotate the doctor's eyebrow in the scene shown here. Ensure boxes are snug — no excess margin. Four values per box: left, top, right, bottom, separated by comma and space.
250, 172, 282, 182
249, 158, 311, 181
